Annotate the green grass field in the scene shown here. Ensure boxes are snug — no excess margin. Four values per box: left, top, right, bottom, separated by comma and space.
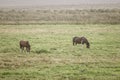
0, 24, 120, 80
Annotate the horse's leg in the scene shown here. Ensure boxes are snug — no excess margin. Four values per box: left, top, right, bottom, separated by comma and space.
24, 47, 27, 53
26, 47, 29, 53
22, 47, 25, 53
75, 42, 77, 45
73, 42, 77, 46
81, 40, 83, 44
26, 47, 30, 54
81, 40, 84, 49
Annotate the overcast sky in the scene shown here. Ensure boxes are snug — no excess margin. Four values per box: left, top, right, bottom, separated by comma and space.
0, 0, 120, 6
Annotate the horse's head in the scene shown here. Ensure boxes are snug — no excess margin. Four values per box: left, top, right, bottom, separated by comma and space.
86, 42, 90, 48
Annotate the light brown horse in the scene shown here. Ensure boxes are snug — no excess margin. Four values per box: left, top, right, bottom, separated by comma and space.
19, 40, 31, 53
73, 36, 90, 48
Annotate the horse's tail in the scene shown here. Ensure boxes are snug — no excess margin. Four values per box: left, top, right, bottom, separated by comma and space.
86, 42, 90, 48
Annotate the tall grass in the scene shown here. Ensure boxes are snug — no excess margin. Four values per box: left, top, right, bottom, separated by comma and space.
0, 9, 120, 24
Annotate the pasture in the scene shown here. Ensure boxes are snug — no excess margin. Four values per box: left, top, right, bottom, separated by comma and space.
0, 24, 120, 80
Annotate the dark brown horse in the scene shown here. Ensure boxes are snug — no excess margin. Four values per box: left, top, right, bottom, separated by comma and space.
19, 40, 31, 53
73, 36, 90, 48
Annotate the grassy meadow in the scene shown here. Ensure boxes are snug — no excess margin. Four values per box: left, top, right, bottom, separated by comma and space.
0, 24, 120, 80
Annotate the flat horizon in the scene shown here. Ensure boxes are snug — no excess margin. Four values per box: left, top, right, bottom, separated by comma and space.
0, 0, 120, 7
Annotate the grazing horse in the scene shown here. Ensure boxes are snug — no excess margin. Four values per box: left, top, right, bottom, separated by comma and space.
19, 40, 30, 53
73, 36, 90, 48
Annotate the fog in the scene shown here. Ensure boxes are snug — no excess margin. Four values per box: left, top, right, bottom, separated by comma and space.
0, 0, 120, 6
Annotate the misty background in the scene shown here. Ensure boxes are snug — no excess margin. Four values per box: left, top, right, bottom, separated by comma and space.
0, 0, 120, 7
